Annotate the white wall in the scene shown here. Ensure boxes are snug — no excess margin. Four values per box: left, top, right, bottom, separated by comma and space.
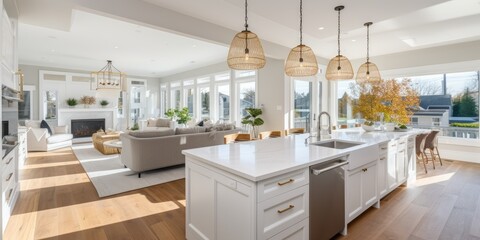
20, 64, 161, 120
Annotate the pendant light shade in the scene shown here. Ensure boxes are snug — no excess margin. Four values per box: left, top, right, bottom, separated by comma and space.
227, 0, 266, 70
356, 22, 381, 82
326, 6, 353, 80
285, 0, 318, 77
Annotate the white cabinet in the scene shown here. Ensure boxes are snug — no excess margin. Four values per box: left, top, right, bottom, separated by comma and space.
346, 161, 378, 223
186, 161, 255, 240
2, 146, 19, 232
186, 159, 310, 240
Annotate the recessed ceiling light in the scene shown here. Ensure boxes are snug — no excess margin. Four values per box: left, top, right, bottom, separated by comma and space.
318, 27, 325, 30
351, 39, 356, 42
192, 45, 197, 48
114, 46, 119, 49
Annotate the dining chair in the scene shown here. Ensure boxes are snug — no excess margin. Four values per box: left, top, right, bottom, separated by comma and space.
415, 133, 430, 173
424, 130, 442, 167
259, 130, 284, 140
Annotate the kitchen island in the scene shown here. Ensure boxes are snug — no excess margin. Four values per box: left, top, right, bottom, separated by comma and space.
182, 129, 421, 240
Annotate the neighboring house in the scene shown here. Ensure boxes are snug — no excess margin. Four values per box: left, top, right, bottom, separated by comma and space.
410, 95, 452, 127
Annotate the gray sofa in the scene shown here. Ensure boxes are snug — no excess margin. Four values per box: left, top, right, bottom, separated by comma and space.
120, 128, 239, 177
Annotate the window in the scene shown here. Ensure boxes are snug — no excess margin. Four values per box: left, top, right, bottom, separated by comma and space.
160, 84, 167, 117
171, 89, 181, 109
185, 88, 195, 116
197, 77, 210, 84
44, 90, 58, 120
235, 70, 256, 78
238, 81, 255, 118
410, 117, 418, 125
18, 89, 32, 123
336, 80, 357, 126
398, 71, 479, 139
215, 72, 230, 81
217, 84, 230, 121
294, 80, 312, 132
199, 87, 210, 119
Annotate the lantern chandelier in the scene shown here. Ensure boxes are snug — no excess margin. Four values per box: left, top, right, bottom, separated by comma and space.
227, 0, 266, 70
325, 6, 354, 80
356, 22, 381, 82
91, 60, 126, 91
284, 0, 318, 77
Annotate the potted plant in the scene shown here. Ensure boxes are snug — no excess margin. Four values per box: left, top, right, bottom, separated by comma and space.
175, 107, 192, 126
66, 98, 78, 108
361, 120, 375, 132
165, 108, 176, 120
130, 122, 139, 131
80, 96, 96, 108
241, 107, 264, 138
100, 100, 109, 108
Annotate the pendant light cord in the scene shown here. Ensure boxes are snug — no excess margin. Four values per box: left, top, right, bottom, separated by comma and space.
337, 9, 341, 56
366, 24, 370, 63
244, 0, 248, 30
300, 0, 303, 45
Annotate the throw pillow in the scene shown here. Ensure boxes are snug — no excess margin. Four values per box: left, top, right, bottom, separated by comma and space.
197, 121, 204, 127
147, 118, 157, 127
40, 120, 52, 135
156, 118, 171, 128
175, 127, 207, 135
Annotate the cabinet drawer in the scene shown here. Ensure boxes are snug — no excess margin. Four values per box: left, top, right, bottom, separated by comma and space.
257, 185, 309, 239
378, 143, 388, 155
268, 218, 309, 240
2, 163, 15, 192
2, 151, 15, 171
257, 168, 308, 202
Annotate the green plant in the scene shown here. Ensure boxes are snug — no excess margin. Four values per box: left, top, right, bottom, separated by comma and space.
100, 100, 109, 106
363, 120, 374, 126
165, 108, 176, 120
241, 108, 264, 138
130, 122, 139, 131
175, 107, 192, 125
66, 98, 78, 106
450, 122, 479, 128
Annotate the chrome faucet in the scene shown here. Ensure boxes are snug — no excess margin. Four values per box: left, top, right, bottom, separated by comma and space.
318, 112, 331, 139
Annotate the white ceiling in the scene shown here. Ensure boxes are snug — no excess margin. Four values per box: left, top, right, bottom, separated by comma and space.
144, 0, 480, 60
17, 0, 480, 77
18, 10, 228, 77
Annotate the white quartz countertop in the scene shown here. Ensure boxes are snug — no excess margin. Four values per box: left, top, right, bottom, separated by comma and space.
182, 128, 423, 182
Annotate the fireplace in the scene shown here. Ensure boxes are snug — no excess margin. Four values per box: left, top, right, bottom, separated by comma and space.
71, 119, 106, 138
2, 121, 8, 138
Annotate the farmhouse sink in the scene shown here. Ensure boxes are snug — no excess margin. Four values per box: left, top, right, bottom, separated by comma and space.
310, 139, 363, 149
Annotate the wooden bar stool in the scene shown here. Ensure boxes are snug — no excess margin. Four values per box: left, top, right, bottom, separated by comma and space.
415, 133, 430, 173
224, 133, 252, 144
424, 130, 442, 168
259, 130, 284, 139
286, 128, 305, 135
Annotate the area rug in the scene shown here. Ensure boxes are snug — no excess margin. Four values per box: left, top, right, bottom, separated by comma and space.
71, 143, 185, 197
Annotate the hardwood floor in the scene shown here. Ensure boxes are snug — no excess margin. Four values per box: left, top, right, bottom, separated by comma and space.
5, 147, 480, 239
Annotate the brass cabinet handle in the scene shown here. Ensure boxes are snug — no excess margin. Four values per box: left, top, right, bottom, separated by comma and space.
277, 179, 294, 186
380, 157, 386, 161
381, 147, 387, 150
277, 204, 295, 213
362, 168, 368, 172
6, 173, 13, 182
6, 157, 13, 165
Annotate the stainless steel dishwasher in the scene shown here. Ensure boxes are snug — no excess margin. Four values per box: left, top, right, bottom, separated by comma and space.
310, 157, 349, 240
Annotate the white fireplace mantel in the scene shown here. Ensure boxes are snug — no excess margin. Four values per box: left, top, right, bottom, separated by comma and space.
58, 108, 118, 133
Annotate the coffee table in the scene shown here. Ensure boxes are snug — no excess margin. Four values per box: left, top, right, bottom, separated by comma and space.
103, 140, 122, 153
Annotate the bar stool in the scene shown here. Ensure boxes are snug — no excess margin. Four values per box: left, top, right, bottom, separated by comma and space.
415, 133, 429, 173
424, 130, 442, 168
259, 130, 284, 139
224, 133, 252, 144
286, 128, 305, 135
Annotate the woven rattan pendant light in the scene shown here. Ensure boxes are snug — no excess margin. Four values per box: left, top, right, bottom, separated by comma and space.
227, 0, 266, 70
326, 6, 354, 80
356, 22, 381, 82
285, 0, 318, 77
